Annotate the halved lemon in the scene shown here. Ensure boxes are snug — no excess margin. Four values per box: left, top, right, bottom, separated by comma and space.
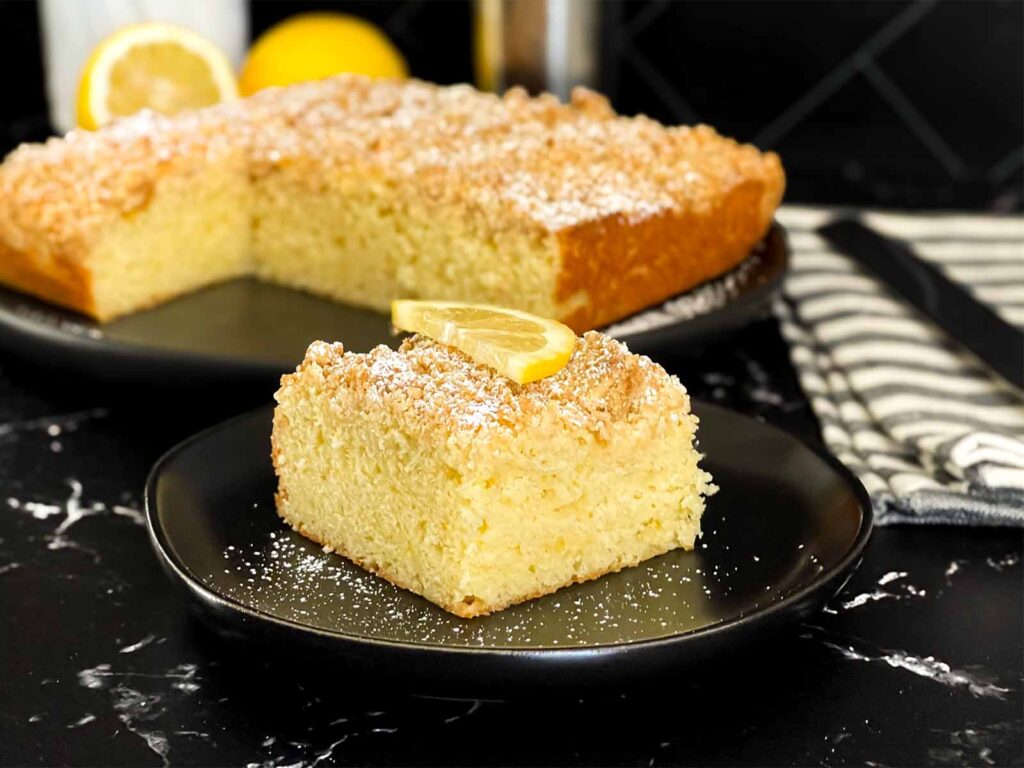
77, 22, 238, 130
391, 301, 577, 385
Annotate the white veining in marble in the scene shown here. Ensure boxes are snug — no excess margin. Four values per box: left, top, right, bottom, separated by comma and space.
110, 684, 171, 767
877, 571, 908, 585
77, 662, 199, 688
819, 638, 1010, 699
443, 700, 483, 724
7, 498, 61, 520
119, 634, 157, 655
245, 700, 496, 768
933, 722, 1021, 767
310, 736, 351, 767
986, 553, 1020, 572
77, 664, 111, 690
741, 357, 788, 407
67, 713, 96, 729
7, 480, 144, 559
76, 662, 202, 766
834, 570, 927, 611
0, 408, 109, 440
840, 591, 899, 610
48, 481, 116, 556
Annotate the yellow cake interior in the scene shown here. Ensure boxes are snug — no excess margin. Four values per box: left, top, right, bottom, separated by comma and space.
87, 151, 252, 319
250, 172, 564, 318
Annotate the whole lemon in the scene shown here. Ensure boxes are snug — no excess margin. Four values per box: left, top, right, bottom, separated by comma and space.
239, 13, 407, 96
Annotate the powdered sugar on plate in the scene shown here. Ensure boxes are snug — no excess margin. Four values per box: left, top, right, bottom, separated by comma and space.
208, 503, 803, 649
604, 247, 768, 338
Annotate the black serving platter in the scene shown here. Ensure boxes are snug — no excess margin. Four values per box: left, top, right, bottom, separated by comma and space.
146, 400, 871, 695
0, 225, 787, 387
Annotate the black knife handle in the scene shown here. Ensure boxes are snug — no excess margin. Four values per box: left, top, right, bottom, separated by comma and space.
818, 217, 1023, 390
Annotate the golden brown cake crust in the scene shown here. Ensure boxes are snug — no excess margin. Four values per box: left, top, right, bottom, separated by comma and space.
557, 175, 781, 330
0, 239, 95, 316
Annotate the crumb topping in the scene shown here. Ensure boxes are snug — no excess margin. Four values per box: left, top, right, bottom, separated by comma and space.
0, 74, 781, 257
244, 77, 778, 231
0, 104, 245, 256
294, 331, 692, 447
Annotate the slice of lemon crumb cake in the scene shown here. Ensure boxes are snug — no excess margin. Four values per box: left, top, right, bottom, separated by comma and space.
271, 304, 713, 617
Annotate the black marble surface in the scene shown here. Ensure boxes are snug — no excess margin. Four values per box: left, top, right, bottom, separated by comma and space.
0, 317, 1021, 768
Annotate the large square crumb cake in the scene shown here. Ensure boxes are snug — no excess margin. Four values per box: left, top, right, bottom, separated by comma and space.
272, 331, 713, 617
0, 75, 781, 329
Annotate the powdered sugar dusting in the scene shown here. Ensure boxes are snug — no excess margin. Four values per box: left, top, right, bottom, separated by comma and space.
292, 332, 694, 450
2, 73, 780, 269
214, 529, 708, 648
206, 505, 818, 649
9, 304, 103, 338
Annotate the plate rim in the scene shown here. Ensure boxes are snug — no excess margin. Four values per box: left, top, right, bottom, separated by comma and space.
0, 283, 282, 379
145, 400, 873, 658
0, 224, 789, 382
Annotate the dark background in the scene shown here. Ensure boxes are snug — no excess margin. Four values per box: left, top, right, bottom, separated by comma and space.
0, 3, 1022, 766
1, 0, 1022, 211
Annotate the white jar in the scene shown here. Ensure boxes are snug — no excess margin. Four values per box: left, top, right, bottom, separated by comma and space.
39, 0, 248, 133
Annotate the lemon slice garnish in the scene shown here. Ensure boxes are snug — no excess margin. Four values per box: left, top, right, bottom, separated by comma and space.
391, 301, 577, 385
77, 22, 238, 130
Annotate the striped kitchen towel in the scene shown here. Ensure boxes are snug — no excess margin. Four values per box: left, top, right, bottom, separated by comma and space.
775, 207, 1024, 526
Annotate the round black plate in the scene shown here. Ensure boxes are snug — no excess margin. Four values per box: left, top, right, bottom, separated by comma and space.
146, 400, 871, 693
0, 226, 787, 386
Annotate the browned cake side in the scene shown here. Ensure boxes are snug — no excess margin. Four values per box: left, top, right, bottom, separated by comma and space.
555, 163, 778, 330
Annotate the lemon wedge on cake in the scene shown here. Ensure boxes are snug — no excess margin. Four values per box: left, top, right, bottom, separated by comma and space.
391, 301, 576, 385
239, 13, 407, 96
77, 22, 238, 130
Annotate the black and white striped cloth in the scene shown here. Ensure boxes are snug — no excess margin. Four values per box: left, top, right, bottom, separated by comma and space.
775, 207, 1024, 527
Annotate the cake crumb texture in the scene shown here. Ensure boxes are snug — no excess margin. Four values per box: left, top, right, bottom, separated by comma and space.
272, 331, 714, 617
